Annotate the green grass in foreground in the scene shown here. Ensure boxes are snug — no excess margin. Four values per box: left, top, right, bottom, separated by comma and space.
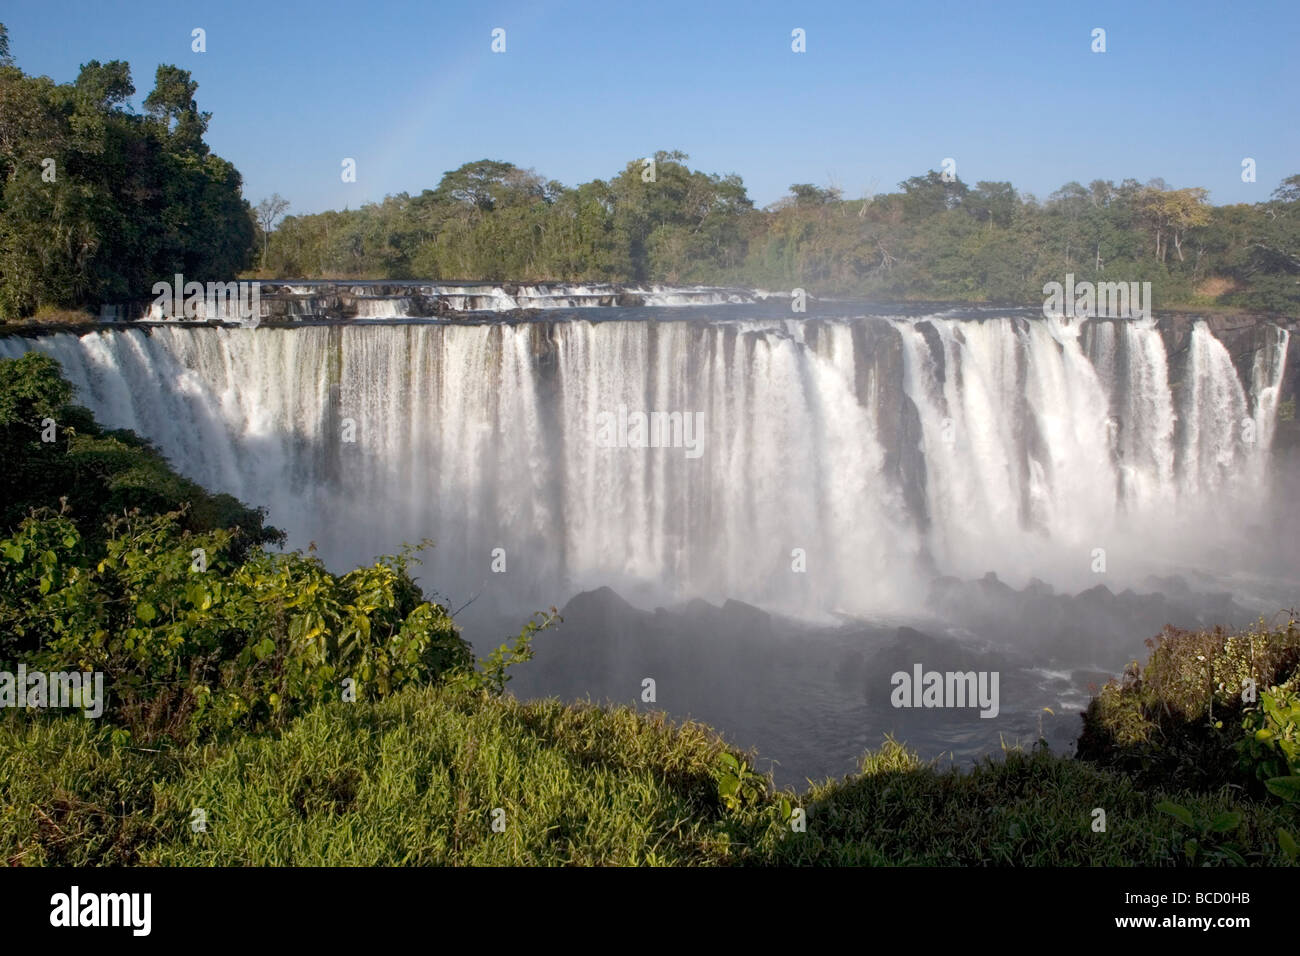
2, 685, 1295, 866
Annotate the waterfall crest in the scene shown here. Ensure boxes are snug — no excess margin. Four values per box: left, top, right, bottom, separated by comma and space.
2, 314, 1288, 615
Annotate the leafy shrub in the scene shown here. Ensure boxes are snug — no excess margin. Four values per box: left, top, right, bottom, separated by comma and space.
448, 608, 560, 696
1077, 619, 1300, 790
1155, 800, 1247, 865
714, 751, 767, 812
1239, 684, 1300, 785
0, 352, 280, 557
0, 509, 471, 741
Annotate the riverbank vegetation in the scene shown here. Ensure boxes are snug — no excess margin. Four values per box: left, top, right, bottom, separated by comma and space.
2, 23, 1299, 321
0, 26, 254, 319
259, 153, 1300, 316
1, 351, 1297, 866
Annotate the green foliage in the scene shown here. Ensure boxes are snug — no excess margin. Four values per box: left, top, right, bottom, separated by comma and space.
1279, 828, 1299, 861
0, 41, 254, 318
1077, 619, 1300, 791
9, 690, 1294, 866
0, 689, 739, 865
1238, 684, 1300, 787
448, 608, 560, 696
3, 642, 1299, 865
1155, 800, 1248, 866
714, 751, 766, 813
254, 152, 1300, 314
0, 509, 470, 742
0, 352, 279, 556
0, 350, 473, 744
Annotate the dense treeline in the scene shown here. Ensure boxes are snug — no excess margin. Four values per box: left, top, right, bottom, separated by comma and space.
0, 24, 254, 317
264, 153, 1300, 313
1, 20, 1298, 319
262, 151, 752, 286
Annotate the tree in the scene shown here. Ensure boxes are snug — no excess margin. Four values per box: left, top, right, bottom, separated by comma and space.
899, 170, 968, 218
75, 60, 134, 110
1164, 187, 1210, 262
788, 183, 841, 207
0, 54, 255, 315
1271, 175, 1300, 206
143, 65, 209, 153
1139, 184, 1210, 263
968, 181, 1018, 230
428, 159, 543, 213
0, 23, 12, 67
255, 194, 291, 269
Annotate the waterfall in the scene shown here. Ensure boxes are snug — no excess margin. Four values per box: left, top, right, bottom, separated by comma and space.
353, 297, 411, 319
1, 314, 1288, 615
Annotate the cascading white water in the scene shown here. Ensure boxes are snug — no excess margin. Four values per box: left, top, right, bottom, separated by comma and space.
0, 314, 1288, 615
353, 297, 411, 319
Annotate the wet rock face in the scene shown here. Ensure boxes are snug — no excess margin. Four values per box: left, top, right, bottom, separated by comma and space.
1151, 312, 1299, 396
852, 319, 928, 530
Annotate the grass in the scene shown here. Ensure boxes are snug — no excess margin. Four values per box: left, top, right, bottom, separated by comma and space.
2, 306, 97, 328
3, 681, 1296, 866
1077, 619, 1300, 792
1, 689, 742, 866
774, 741, 1295, 865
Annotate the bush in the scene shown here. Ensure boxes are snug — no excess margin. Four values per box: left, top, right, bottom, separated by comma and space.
0, 352, 280, 557
1076, 619, 1300, 791
0, 509, 471, 742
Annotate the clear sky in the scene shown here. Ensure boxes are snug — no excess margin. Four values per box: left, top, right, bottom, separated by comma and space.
4, 0, 1297, 215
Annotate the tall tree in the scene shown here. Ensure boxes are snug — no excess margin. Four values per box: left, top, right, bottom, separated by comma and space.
255, 194, 290, 269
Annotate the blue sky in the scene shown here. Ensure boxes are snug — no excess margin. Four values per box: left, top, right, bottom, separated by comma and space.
4, 0, 1297, 215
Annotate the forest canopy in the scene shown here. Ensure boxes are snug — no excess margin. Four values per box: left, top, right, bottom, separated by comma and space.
0, 34, 255, 317
261, 154, 1300, 313
0, 22, 1297, 316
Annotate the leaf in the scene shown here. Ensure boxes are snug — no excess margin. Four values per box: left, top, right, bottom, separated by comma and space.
1217, 844, 1247, 866
136, 601, 156, 623
1279, 829, 1299, 860
1264, 776, 1300, 802
1156, 801, 1195, 828
1209, 811, 1242, 833
717, 752, 739, 773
